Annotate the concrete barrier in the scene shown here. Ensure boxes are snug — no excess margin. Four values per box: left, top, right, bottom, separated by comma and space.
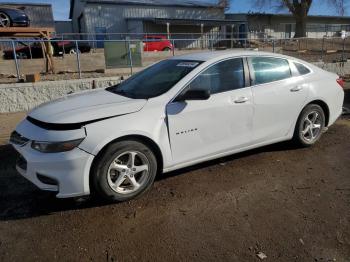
0, 76, 120, 113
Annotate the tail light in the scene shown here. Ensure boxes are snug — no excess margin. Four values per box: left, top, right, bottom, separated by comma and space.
336, 77, 345, 88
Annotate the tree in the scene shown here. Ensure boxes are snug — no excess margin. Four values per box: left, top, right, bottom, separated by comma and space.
254, 0, 346, 38
218, 0, 230, 10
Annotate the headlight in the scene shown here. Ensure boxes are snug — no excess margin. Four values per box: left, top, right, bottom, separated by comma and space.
31, 138, 84, 153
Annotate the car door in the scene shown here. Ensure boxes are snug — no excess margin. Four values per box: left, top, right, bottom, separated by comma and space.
143, 37, 150, 51
144, 37, 157, 51
248, 56, 309, 143
166, 58, 254, 165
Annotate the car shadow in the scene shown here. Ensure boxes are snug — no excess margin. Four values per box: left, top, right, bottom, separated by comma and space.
158, 140, 300, 181
0, 139, 301, 222
0, 144, 113, 221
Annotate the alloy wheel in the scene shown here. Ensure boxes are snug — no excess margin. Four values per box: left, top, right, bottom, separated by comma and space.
69, 48, 80, 55
107, 151, 150, 195
0, 12, 10, 27
301, 111, 322, 142
17, 53, 28, 59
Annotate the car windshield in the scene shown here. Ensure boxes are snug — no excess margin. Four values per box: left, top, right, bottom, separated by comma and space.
106, 59, 202, 99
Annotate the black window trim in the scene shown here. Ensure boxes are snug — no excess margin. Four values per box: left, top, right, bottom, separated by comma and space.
171, 56, 251, 103
291, 61, 313, 77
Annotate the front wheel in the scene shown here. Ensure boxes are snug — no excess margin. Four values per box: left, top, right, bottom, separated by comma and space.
293, 104, 325, 147
91, 140, 158, 202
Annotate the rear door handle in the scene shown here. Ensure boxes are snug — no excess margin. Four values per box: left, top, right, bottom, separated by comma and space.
290, 86, 303, 92
234, 97, 249, 103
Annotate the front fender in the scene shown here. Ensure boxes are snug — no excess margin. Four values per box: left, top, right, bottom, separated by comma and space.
78, 110, 172, 169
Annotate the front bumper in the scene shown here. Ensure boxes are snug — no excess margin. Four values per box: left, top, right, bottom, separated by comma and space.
12, 142, 94, 198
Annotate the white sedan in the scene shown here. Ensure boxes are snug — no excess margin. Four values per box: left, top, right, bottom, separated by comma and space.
10, 51, 344, 202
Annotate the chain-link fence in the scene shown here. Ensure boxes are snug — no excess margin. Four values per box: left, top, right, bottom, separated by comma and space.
0, 36, 349, 83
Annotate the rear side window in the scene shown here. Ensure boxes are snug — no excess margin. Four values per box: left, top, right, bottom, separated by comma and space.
251, 57, 291, 85
294, 62, 311, 75
188, 58, 245, 94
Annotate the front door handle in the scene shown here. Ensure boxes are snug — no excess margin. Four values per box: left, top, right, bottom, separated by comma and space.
290, 86, 303, 92
234, 97, 249, 103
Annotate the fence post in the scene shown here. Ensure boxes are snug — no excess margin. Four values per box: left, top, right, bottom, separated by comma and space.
75, 40, 81, 79
272, 40, 275, 53
342, 37, 346, 62
127, 40, 133, 75
321, 36, 325, 62
11, 40, 20, 81
29, 41, 33, 59
172, 39, 175, 56
62, 35, 66, 56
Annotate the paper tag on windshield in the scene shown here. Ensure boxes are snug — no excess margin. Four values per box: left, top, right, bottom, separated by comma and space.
176, 62, 199, 68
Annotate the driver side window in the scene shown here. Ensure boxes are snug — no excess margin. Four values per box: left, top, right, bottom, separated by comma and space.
187, 58, 245, 94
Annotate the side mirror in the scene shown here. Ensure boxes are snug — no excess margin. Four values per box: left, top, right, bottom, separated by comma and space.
175, 89, 210, 102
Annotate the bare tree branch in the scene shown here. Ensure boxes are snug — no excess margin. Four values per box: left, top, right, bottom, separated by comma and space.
328, 0, 345, 16
218, 0, 230, 10
251, 0, 345, 37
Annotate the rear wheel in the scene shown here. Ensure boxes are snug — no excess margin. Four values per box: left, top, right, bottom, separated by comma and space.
91, 140, 158, 202
0, 12, 11, 27
293, 104, 325, 147
69, 48, 80, 55
163, 47, 171, 51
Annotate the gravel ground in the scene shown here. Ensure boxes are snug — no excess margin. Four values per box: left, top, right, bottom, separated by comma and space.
0, 90, 349, 262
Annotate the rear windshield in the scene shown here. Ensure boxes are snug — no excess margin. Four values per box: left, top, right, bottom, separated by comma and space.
107, 59, 202, 99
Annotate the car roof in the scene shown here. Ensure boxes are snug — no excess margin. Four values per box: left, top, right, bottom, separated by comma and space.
170, 50, 301, 62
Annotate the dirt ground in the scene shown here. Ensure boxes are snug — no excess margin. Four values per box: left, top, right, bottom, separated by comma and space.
0, 91, 349, 261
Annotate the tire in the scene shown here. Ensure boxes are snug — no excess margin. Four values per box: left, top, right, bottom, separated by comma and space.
91, 140, 158, 202
69, 48, 80, 55
17, 52, 28, 59
293, 104, 325, 147
163, 47, 171, 51
0, 12, 11, 27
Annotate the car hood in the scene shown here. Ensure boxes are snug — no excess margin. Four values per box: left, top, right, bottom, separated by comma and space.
28, 89, 147, 124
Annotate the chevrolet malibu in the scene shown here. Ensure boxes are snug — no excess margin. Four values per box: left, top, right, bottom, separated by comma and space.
10, 51, 344, 202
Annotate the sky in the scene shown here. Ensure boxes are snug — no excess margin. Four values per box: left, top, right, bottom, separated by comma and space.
231, 0, 349, 16
1, 0, 349, 20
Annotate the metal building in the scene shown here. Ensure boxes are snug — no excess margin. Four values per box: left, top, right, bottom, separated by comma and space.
0, 2, 54, 28
69, 0, 229, 42
55, 21, 73, 34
